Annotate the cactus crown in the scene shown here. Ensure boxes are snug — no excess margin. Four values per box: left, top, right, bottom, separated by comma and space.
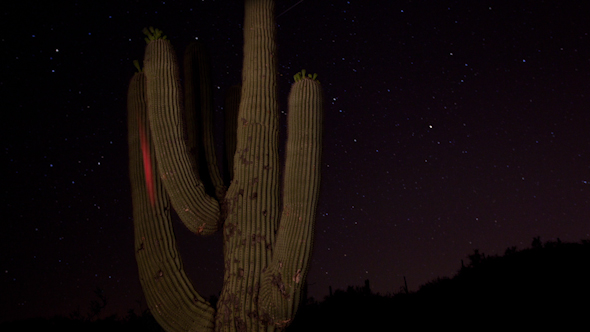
293, 69, 319, 82
142, 26, 167, 44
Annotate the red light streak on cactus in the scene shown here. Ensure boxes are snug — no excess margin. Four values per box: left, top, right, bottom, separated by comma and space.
138, 118, 156, 206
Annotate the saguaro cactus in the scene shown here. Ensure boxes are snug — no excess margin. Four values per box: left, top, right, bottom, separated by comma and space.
126, 0, 323, 331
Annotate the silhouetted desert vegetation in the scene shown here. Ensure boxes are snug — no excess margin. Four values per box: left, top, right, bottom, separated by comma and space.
3, 238, 588, 330
288, 237, 590, 330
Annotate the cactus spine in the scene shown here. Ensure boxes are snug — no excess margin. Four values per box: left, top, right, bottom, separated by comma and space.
127, 0, 323, 331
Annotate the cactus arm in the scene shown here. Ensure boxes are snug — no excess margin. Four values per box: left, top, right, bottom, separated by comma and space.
127, 72, 216, 332
259, 76, 323, 325
183, 41, 226, 201
143, 36, 221, 236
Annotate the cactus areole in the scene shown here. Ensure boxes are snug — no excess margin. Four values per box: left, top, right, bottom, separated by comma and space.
126, 0, 323, 331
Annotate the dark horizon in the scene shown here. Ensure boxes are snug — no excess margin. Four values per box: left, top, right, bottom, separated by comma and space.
3, 0, 589, 323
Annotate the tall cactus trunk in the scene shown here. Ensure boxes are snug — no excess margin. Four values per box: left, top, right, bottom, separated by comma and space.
127, 0, 323, 330
217, 0, 280, 329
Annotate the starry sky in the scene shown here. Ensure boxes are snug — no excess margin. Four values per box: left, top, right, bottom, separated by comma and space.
3, 0, 589, 323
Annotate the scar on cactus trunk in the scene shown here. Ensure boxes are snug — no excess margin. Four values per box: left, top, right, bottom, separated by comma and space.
127, 1, 323, 331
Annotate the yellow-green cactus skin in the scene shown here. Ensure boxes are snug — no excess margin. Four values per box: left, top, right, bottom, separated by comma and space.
126, 0, 323, 331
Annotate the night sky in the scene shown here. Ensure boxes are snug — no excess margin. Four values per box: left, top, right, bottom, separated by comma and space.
3, 0, 589, 323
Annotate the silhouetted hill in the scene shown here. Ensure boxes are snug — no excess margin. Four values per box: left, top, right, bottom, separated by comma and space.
288, 238, 590, 330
